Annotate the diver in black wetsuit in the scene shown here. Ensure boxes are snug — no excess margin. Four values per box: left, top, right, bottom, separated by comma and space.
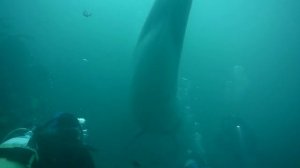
31, 113, 95, 168
0, 113, 95, 168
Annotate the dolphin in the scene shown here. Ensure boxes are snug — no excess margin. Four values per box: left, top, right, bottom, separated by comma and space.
131, 0, 193, 134
126, 0, 193, 167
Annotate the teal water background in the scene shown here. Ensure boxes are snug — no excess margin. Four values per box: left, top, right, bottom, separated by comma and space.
0, 0, 299, 167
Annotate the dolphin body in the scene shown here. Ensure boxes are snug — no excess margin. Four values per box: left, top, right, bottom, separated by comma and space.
127, 0, 193, 167
132, 0, 193, 134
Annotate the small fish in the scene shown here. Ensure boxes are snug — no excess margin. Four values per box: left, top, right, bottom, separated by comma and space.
82, 10, 92, 18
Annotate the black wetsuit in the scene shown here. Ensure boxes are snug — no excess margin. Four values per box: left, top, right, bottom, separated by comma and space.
32, 145, 95, 168
31, 113, 95, 168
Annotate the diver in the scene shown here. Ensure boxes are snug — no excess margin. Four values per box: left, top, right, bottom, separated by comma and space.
0, 113, 95, 168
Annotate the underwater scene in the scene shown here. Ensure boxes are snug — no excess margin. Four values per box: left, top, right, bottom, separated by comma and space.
0, 0, 299, 168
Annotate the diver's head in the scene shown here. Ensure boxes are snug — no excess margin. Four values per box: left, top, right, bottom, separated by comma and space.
32, 113, 86, 167
35, 113, 83, 144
